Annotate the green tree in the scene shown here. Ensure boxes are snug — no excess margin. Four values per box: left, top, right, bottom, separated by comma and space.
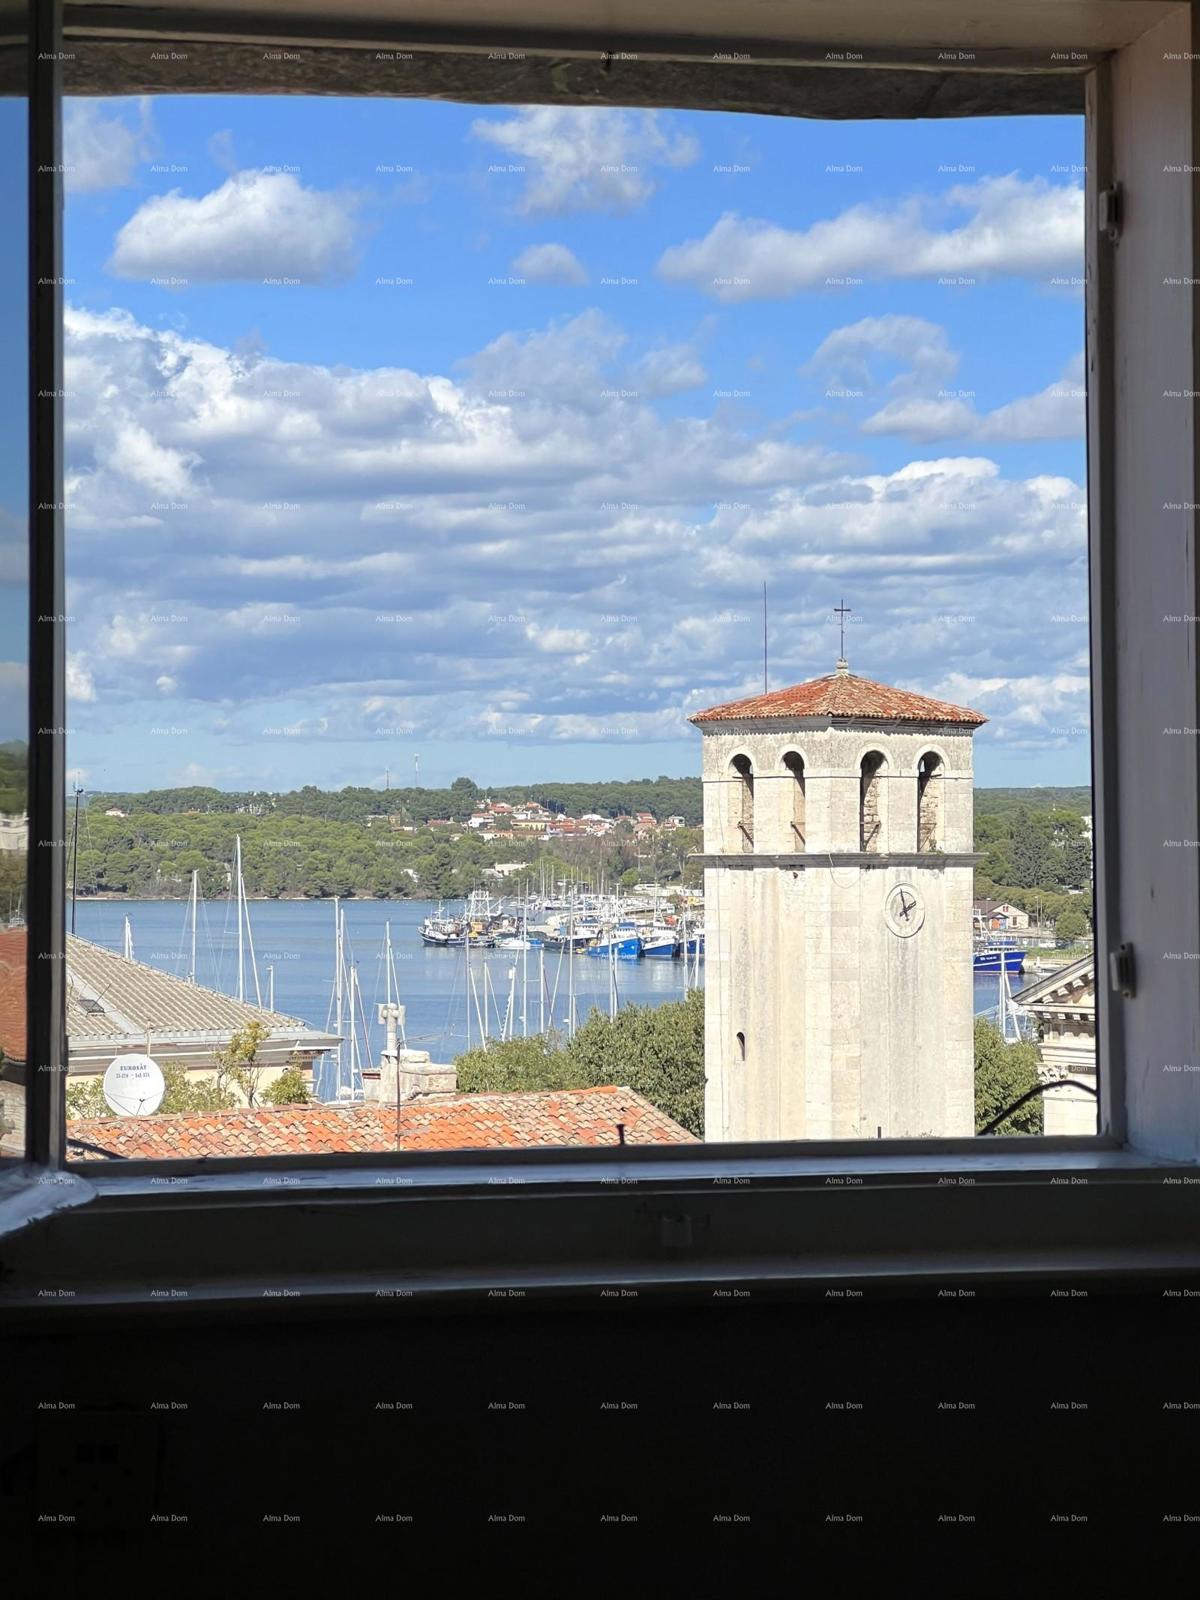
262, 1061, 311, 1105
455, 1033, 571, 1094
454, 991, 706, 1138
974, 1018, 1044, 1135
1055, 907, 1089, 942
567, 990, 705, 1137
159, 1060, 238, 1114
212, 1020, 271, 1106
1009, 822, 1050, 889
66, 1076, 111, 1119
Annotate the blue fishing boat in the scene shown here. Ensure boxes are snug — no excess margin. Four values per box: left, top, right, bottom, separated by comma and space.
973, 946, 1025, 974
587, 923, 643, 960
641, 925, 679, 959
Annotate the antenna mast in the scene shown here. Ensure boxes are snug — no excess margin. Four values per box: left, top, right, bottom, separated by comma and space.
762, 582, 768, 694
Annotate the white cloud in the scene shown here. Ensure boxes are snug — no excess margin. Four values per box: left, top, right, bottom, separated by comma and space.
510, 242, 588, 284
657, 174, 1083, 300
67, 657, 96, 703
60, 302, 1087, 763
976, 353, 1086, 441
63, 98, 154, 194
108, 170, 362, 284
935, 670, 1091, 749
805, 315, 958, 392
632, 342, 707, 396
862, 354, 1085, 443
859, 396, 979, 442
0, 662, 27, 698
471, 107, 698, 215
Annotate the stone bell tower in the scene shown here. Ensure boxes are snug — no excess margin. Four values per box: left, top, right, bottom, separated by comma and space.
689, 659, 985, 1142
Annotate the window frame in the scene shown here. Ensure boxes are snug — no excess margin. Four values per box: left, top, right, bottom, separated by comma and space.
5, 1, 1200, 1311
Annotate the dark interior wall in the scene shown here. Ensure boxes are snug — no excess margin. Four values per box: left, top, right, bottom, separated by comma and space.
3, 1287, 1197, 1569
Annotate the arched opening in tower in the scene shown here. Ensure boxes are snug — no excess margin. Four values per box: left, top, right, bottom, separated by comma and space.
860, 752, 886, 853
782, 751, 806, 849
730, 754, 754, 852
917, 751, 944, 851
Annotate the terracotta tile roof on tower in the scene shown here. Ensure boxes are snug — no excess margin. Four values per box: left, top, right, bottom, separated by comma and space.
66, 1085, 697, 1160
689, 670, 987, 727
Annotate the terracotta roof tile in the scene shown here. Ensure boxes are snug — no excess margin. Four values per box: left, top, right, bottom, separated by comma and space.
0, 927, 26, 1064
689, 669, 987, 727
68, 1084, 696, 1160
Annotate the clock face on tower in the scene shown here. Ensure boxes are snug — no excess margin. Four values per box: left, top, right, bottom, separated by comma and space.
884, 883, 924, 937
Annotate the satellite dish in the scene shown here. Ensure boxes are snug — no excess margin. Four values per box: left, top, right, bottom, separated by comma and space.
103, 1053, 165, 1116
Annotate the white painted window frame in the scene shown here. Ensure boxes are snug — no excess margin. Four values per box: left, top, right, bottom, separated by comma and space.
4, 4, 1200, 1311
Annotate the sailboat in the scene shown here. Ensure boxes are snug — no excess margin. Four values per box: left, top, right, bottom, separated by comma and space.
231, 834, 262, 1004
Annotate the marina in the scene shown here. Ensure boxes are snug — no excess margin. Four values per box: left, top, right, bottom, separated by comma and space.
71, 892, 1051, 1094
71, 895, 704, 1093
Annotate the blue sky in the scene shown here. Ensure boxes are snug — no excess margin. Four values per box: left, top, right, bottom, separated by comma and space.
51, 94, 1088, 793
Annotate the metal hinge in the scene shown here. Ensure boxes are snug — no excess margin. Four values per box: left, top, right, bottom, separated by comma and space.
1099, 183, 1123, 243
1109, 942, 1136, 998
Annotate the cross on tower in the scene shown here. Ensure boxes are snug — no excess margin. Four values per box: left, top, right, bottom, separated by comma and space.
834, 598, 852, 666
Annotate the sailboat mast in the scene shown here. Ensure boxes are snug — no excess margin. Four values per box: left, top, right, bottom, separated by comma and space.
189, 869, 197, 984
235, 834, 244, 1002
334, 896, 344, 1093
521, 897, 528, 1037
568, 891, 576, 1040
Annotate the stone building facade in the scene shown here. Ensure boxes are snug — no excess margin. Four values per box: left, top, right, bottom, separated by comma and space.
691, 662, 986, 1142
1015, 954, 1097, 1136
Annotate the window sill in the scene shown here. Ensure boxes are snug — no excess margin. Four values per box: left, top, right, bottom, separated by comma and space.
2, 1141, 1197, 1315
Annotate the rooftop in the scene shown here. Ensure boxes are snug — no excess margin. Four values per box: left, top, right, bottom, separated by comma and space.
690, 665, 988, 727
65, 933, 315, 1042
67, 1084, 697, 1160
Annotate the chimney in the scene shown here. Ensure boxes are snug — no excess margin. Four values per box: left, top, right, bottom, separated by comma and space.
361, 1002, 457, 1102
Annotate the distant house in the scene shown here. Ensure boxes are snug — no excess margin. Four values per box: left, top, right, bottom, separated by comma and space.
104, 807, 127, 819
974, 898, 1031, 931
485, 861, 531, 879
513, 815, 549, 833
0, 814, 27, 853
663, 815, 687, 830
64, 935, 340, 1095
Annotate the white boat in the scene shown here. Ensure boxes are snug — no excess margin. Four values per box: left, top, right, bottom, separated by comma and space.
641, 925, 679, 959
